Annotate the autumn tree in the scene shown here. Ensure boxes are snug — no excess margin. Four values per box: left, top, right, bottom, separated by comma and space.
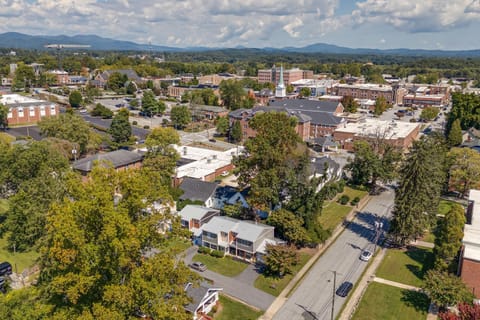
37, 166, 195, 319
264, 244, 299, 277
439, 302, 480, 320
109, 108, 132, 145
374, 96, 388, 116
390, 135, 448, 245
448, 147, 480, 197
341, 95, 358, 113
434, 204, 466, 272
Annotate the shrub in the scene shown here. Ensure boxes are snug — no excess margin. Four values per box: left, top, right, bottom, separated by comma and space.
350, 196, 361, 206
132, 121, 138, 126
339, 195, 350, 205
198, 246, 211, 254
210, 250, 225, 258
336, 180, 346, 193
143, 125, 150, 129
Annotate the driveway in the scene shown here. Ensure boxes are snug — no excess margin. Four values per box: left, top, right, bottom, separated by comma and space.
183, 246, 275, 310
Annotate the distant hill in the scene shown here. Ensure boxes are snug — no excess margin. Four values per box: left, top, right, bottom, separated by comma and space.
0, 32, 480, 57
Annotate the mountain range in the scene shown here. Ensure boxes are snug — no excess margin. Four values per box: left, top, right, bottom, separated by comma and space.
1, 32, 480, 57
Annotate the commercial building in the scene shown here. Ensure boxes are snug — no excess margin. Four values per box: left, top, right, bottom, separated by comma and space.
72, 150, 143, 176
335, 83, 405, 105
1, 94, 59, 126
333, 118, 420, 151
257, 66, 313, 85
459, 190, 480, 298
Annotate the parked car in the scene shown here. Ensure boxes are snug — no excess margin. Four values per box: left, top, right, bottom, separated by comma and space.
0, 276, 5, 292
0, 262, 12, 277
189, 261, 207, 272
336, 281, 353, 297
360, 250, 373, 262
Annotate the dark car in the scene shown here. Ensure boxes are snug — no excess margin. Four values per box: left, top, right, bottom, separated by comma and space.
0, 262, 12, 277
336, 281, 353, 297
189, 261, 207, 272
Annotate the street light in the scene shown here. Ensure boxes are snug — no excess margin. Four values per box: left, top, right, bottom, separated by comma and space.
72, 146, 77, 162
373, 220, 384, 253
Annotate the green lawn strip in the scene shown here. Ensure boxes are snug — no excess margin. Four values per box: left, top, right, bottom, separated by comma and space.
192, 253, 248, 277
375, 246, 434, 287
162, 237, 191, 254
342, 186, 368, 201
0, 234, 39, 273
0, 132, 15, 144
352, 282, 430, 320
254, 252, 311, 296
214, 295, 263, 320
438, 199, 461, 216
319, 202, 352, 232
0, 199, 9, 214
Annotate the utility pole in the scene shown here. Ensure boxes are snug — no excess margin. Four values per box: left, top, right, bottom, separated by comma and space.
331, 270, 337, 320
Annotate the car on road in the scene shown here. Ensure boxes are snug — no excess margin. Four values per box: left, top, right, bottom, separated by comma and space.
189, 261, 207, 272
336, 281, 353, 297
360, 250, 373, 262
0, 262, 12, 277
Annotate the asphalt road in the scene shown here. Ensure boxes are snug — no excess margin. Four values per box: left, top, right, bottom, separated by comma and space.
80, 114, 150, 140
272, 188, 395, 320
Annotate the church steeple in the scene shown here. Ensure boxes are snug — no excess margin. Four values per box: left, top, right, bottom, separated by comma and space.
275, 64, 286, 98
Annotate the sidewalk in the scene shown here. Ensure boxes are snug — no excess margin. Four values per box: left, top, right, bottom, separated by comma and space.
260, 195, 372, 320
410, 240, 435, 249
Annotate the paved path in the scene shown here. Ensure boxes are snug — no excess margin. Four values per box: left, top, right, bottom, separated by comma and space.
182, 246, 274, 311
411, 240, 435, 249
372, 277, 420, 291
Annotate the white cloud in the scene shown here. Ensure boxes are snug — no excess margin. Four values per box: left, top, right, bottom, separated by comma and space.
283, 17, 304, 38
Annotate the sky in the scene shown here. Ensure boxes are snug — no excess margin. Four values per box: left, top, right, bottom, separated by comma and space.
3, 0, 480, 50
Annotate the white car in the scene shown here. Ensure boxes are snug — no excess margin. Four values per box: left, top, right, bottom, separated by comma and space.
360, 250, 373, 262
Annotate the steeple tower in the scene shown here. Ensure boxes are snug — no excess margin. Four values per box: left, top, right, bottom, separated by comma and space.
275, 64, 286, 98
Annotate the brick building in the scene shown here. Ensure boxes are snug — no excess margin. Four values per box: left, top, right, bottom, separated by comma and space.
459, 190, 480, 298
333, 119, 420, 151
1, 94, 59, 126
257, 66, 313, 85
335, 83, 405, 105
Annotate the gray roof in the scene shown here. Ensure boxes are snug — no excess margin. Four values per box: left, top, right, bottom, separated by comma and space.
178, 205, 219, 221
73, 150, 143, 173
103, 69, 141, 81
179, 177, 218, 202
184, 282, 222, 313
269, 99, 342, 114
309, 136, 337, 147
309, 156, 340, 176
202, 216, 274, 242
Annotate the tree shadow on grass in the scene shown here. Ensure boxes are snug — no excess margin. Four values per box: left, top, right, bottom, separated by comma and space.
401, 289, 431, 312
405, 264, 423, 281
405, 246, 435, 279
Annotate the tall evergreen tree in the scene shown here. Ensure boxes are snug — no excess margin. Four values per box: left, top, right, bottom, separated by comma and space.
0, 103, 8, 130
230, 120, 242, 143
390, 135, 448, 245
434, 204, 465, 272
447, 119, 463, 147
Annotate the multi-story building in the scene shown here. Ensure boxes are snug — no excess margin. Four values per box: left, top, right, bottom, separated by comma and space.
335, 83, 405, 105
333, 118, 420, 151
1, 94, 59, 126
459, 189, 480, 298
257, 66, 313, 85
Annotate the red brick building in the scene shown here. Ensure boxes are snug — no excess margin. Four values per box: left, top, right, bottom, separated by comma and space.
257, 66, 313, 85
2, 94, 59, 126
459, 189, 480, 298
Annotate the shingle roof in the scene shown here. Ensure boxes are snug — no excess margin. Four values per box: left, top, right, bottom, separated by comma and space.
202, 216, 273, 242
184, 282, 222, 313
179, 177, 218, 202
269, 99, 342, 113
178, 205, 219, 221
309, 156, 340, 176
72, 150, 143, 173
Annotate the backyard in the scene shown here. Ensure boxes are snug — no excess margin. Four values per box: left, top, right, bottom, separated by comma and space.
214, 295, 263, 320
375, 246, 434, 287
254, 252, 312, 296
352, 282, 430, 320
192, 253, 248, 277
0, 234, 40, 273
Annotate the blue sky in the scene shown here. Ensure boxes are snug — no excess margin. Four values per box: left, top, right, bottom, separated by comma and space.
3, 0, 480, 50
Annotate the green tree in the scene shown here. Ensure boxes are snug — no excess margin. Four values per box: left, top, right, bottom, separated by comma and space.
126, 81, 137, 94
170, 105, 191, 129
390, 135, 448, 245
230, 120, 242, 143
423, 270, 474, 308
215, 116, 229, 136
12, 63, 35, 91
39, 113, 100, 154
448, 148, 480, 197
264, 244, 299, 277
109, 108, 132, 144
68, 90, 83, 108
447, 119, 463, 147
107, 72, 127, 91
37, 166, 195, 319
267, 209, 309, 245
235, 112, 307, 210
219, 79, 247, 110
90, 103, 113, 119
341, 95, 358, 113
420, 107, 440, 121
434, 204, 466, 272
0, 103, 8, 130
299, 87, 311, 98
374, 96, 388, 116
447, 93, 480, 133
142, 90, 165, 117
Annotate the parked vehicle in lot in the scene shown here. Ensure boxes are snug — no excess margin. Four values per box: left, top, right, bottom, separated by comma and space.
0, 262, 12, 277
189, 261, 207, 272
336, 281, 353, 297
360, 250, 373, 262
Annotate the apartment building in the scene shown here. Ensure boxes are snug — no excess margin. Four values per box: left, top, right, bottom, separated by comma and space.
335, 83, 405, 105
257, 66, 313, 85
1, 94, 59, 126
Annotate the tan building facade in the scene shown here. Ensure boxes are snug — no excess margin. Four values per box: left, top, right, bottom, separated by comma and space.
335, 84, 400, 104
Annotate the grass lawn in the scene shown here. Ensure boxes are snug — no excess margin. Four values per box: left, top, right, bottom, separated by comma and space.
376, 246, 434, 287
192, 253, 248, 277
318, 202, 352, 232
0, 199, 8, 214
342, 186, 368, 202
352, 282, 430, 320
214, 295, 263, 320
163, 237, 191, 254
438, 199, 461, 216
254, 252, 311, 296
0, 234, 39, 273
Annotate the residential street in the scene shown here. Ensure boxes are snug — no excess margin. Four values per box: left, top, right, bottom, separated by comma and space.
271, 187, 395, 320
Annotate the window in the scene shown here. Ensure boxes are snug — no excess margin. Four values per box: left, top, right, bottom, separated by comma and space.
7, 108, 12, 119
29, 107, 35, 117
17, 108, 24, 117
50, 105, 56, 115
236, 238, 252, 247
40, 106, 46, 116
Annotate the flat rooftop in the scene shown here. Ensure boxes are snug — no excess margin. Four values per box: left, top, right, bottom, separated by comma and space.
463, 190, 480, 261
334, 119, 419, 139
0, 94, 46, 104
336, 83, 392, 92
